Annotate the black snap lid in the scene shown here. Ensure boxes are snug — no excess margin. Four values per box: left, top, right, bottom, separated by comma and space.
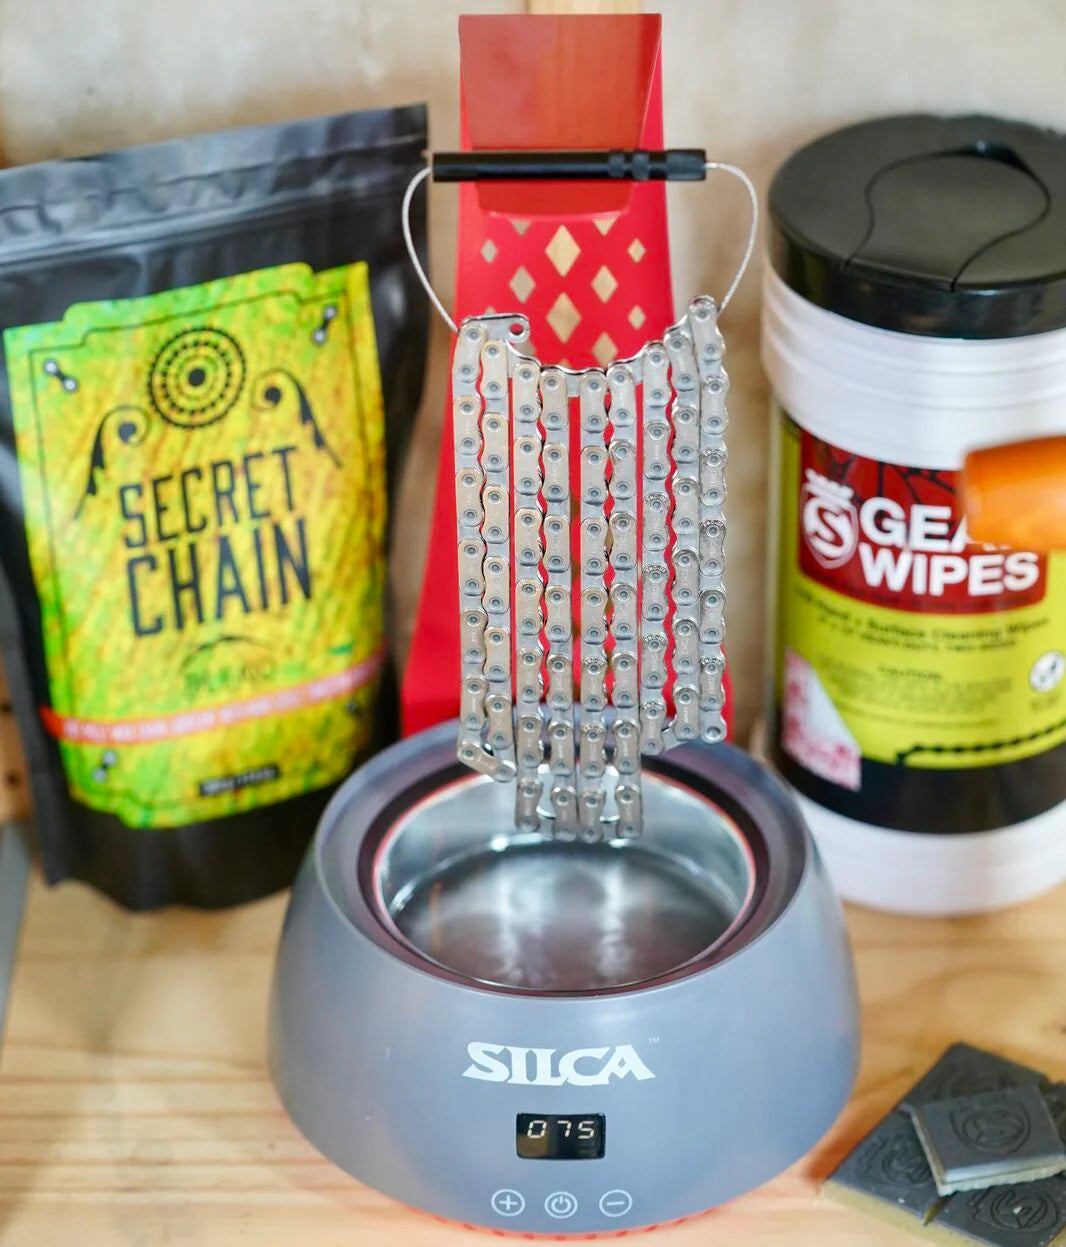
769, 113, 1066, 338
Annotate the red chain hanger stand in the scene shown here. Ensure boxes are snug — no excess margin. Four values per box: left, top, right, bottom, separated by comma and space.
401, 12, 732, 736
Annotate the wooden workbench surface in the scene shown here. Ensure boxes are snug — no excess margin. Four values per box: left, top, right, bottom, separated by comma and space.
0, 869, 1063, 1246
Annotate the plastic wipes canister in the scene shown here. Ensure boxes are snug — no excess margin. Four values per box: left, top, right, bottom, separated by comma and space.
762, 113, 1066, 914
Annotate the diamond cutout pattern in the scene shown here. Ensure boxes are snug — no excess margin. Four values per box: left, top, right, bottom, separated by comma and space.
592, 332, 617, 367
546, 292, 581, 344
509, 266, 535, 304
545, 225, 581, 277
628, 238, 646, 263
628, 305, 646, 330
594, 216, 615, 236
511, 219, 531, 236
480, 239, 497, 263
591, 265, 618, 303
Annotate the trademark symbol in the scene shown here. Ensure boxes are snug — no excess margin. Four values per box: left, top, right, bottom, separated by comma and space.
648, 1036, 660, 1044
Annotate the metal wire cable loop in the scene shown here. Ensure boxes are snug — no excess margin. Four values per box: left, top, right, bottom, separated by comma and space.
401, 158, 758, 334
402, 166, 459, 334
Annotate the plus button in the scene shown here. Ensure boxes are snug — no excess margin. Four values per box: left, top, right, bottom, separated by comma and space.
491, 1189, 525, 1217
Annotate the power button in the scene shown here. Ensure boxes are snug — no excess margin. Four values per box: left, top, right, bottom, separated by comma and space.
545, 1191, 579, 1219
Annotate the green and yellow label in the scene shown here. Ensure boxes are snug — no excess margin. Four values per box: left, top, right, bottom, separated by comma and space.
7, 263, 387, 827
776, 412, 1066, 786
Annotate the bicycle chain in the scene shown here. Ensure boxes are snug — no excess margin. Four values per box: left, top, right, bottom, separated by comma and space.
453, 297, 728, 837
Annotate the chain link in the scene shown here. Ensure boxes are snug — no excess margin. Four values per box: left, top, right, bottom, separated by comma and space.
453, 323, 500, 779
639, 343, 671, 758
578, 370, 609, 840
689, 296, 728, 741
540, 365, 578, 839
607, 362, 642, 835
511, 357, 545, 829
664, 328, 701, 749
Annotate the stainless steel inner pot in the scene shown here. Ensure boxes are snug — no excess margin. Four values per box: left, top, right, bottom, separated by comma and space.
367, 768, 756, 993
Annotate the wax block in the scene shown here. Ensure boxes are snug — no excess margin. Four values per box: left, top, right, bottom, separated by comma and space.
930, 1177, 1066, 1247
902, 1045, 1047, 1113
826, 1109, 944, 1225
909, 1087, 1066, 1196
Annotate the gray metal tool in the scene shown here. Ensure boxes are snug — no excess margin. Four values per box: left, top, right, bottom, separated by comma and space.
399, 148, 754, 841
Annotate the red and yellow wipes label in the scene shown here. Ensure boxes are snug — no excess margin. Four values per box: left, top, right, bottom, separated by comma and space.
7, 263, 387, 827
776, 413, 1066, 785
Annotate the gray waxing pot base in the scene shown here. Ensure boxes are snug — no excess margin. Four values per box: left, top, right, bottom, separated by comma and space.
268, 724, 860, 1233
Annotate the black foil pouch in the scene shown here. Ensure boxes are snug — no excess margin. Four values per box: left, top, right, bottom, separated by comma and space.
0, 104, 429, 909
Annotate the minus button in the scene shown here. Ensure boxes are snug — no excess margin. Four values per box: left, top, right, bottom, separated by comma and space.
599, 1190, 633, 1217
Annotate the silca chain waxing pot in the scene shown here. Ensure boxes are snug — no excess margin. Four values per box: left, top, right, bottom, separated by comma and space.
269, 146, 860, 1235
762, 113, 1066, 914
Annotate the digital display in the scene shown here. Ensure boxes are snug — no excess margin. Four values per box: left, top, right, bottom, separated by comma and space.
516, 1114, 606, 1160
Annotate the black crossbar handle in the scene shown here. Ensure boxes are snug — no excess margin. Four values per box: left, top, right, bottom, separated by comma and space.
431, 149, 708, 183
